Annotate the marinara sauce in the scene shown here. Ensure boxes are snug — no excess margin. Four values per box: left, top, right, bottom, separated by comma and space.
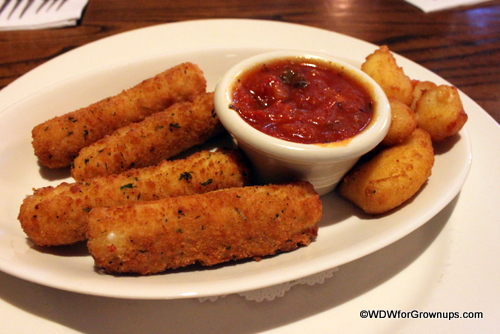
229, 58, 374, 144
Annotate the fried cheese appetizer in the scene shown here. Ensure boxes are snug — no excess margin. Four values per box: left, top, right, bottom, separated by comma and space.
71, 92, 223, 181
414, 85, 468, 142
338, 128, 434, 214
32, 62, 207, 169
381, 98, 417, 147
361, 45, 414, 106
87, 181, 321, 275
19, 149, 250, 247
410, 80, 437, 111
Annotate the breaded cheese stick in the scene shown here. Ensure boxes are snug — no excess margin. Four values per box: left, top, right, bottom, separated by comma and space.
32, 62, 206, 169
19, 149, 250, 247
87, 181, 322, 275
71, 92, 223, 181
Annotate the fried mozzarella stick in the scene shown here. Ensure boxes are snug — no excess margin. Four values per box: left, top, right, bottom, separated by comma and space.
71, 92, 223, 181
19, 149, 250, 247
32, 62, 206, 169
87, 181, 322, 275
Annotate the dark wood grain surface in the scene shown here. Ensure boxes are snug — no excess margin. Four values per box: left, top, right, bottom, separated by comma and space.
1, 0, 498, 123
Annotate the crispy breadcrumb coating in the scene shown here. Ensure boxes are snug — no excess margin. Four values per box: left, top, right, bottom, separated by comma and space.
71, 92, 223, 181
87, 181, 321, 275
32, 62, 206, 168
19, 149, 250, 246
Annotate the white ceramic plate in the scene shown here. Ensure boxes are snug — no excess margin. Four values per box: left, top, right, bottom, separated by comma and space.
0, 19, 471, 299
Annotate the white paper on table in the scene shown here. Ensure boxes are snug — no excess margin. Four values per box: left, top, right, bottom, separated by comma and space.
0, 0, 89, 31
405, 0, 493, 12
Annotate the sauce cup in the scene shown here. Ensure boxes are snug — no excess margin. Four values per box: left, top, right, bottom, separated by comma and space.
214, 51, 391, 195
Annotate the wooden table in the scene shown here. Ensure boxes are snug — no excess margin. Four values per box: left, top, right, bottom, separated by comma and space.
1, 0, 499, 123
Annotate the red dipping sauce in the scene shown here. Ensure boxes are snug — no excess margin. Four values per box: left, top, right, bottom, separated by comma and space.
229, 57, 374, 144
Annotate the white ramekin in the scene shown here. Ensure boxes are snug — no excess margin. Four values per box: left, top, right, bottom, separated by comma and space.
214, 51, 391, 195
